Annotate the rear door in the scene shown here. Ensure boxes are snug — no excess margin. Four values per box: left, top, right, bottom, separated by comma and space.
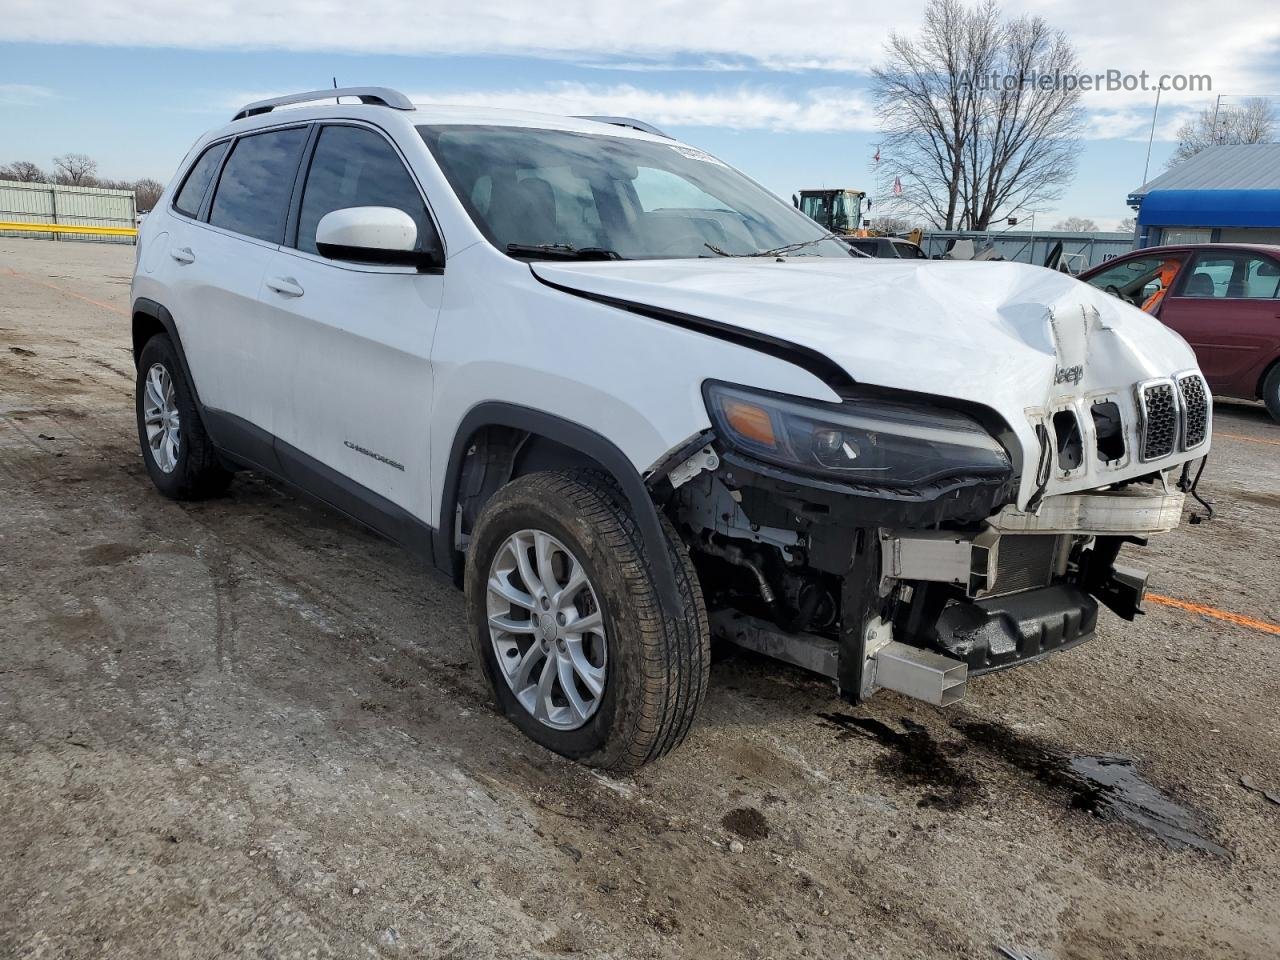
258, 122, 444, 526
1160, 250, 1280, 394
164, 125, 309, 452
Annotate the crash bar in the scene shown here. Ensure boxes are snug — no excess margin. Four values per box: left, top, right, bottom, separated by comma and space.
232, 87, 415, 122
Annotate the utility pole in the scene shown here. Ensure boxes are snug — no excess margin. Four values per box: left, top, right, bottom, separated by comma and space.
1142, 85, 1162, 185
1210, 93, 1224, 143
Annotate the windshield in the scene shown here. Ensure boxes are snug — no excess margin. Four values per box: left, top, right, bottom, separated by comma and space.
418, 125, 853, 260
832, 193, 861, 233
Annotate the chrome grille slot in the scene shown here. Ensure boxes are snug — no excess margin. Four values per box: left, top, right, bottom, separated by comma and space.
990, 534, 1062, 596
1138, 379, 1177, 461
1177, 373, 1209, 449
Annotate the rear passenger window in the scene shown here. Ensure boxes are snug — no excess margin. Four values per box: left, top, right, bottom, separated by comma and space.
172, 141, 229, 218
1185, 254, 1280, 300
209, 127, 308, 243
296, 125, 433, 256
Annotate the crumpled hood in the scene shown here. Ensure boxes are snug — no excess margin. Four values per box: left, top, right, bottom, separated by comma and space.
531, 257, 1197, 411
533, 257, 1205, 505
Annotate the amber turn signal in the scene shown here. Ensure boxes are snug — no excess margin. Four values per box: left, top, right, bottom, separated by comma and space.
722, 399, 777, 448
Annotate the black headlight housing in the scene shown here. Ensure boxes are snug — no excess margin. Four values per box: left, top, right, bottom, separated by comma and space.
703, 381, 1012, 488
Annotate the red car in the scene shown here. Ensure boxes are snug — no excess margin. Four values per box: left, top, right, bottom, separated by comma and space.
1079, 243, 1280, 421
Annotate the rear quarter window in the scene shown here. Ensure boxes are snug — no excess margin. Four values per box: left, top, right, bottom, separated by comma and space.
172, 141, 229, 218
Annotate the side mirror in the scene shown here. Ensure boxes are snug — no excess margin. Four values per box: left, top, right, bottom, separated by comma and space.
315, 206, 443, 270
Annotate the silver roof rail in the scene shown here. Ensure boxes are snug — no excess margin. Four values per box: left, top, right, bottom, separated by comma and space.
232, 87, 414, 122
575, 115, 671, 139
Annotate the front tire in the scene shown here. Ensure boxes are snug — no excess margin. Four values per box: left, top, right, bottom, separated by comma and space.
1263, 364, 1280, 423
135, 334, 231, 499
465, 470, 710, 770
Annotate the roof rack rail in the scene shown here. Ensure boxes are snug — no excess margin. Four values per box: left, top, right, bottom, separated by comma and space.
232, 87, 414, 122
574, 116, 671, 139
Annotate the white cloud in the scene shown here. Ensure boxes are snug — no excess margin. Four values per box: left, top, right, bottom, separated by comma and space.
6, 1, 1276, 143
227, 83, 878, 133
1044, 6, 1278, 102
0, 83, 57, 105
0, 1, 898, 71
6, 0, 1275, 92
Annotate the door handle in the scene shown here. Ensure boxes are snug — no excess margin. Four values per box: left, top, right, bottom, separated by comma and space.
170, 246, 195, 265
266, 276, 305, 298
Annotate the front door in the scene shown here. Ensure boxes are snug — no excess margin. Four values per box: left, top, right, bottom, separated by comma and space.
258, 122, 444, 528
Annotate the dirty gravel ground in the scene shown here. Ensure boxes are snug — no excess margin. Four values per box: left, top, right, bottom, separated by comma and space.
1, 237, 1278, 960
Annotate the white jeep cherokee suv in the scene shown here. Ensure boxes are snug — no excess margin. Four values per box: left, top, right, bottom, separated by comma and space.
131, 87, 1212, 770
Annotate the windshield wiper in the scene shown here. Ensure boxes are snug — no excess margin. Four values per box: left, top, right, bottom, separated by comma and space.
506, 242, 624, 261
704, 233, 849, 259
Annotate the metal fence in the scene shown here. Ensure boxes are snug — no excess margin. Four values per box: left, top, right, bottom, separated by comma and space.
0, 179, 137, 244
919, 230, 1135, 272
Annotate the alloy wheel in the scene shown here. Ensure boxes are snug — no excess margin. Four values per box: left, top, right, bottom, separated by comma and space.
486, 529, 607, 730
142, 362, 181, 473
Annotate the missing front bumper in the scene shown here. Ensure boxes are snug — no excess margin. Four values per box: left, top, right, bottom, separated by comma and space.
710, 558, 1146, 706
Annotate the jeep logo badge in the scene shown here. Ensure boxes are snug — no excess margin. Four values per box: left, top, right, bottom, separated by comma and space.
1055, 364, 1084, 386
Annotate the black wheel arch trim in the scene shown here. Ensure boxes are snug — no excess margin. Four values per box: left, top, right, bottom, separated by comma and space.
438, 401, 682, 607
132, 297, 205, 409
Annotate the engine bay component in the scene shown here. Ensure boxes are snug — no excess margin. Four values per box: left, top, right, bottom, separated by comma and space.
880, 529, 995, 595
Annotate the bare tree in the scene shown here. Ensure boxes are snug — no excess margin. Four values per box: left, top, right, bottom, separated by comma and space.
1168, 98, 1275, 167
869, 215, 917, 235
872, 0, 1083, 230
1117, 216, 1136, 234
132, 178, 165, 212
0, 160, 47, 182
1051, 216, 1099, 232
52, 153, 99, 186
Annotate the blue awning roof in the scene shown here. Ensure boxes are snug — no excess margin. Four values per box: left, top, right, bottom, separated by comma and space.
1136, 189, 1280, 228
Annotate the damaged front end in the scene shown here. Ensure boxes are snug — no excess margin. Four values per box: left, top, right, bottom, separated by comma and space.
657, 380, 1197, 708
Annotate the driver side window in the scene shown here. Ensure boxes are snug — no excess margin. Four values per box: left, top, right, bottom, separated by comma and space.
1086, 257, 1166, 291
296, 125, 434, 256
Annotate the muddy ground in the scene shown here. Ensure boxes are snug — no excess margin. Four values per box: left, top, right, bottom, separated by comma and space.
1, 237, 1278, 960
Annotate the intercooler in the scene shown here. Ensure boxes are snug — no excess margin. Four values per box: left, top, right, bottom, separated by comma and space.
988, 534, 1064, 596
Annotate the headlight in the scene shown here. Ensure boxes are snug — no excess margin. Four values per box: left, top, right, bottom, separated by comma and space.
704, 382, 1011, 487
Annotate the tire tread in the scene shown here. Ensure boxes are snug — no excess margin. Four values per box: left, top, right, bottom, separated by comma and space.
467, 469, 709, 770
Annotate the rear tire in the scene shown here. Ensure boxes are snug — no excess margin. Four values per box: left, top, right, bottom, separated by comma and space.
465, 470, 710, 770
135, 334, 231, 499
1263, 365, 1280, 423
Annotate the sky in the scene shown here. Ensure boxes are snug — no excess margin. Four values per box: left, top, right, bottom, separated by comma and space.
2, 0, 1279, 231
